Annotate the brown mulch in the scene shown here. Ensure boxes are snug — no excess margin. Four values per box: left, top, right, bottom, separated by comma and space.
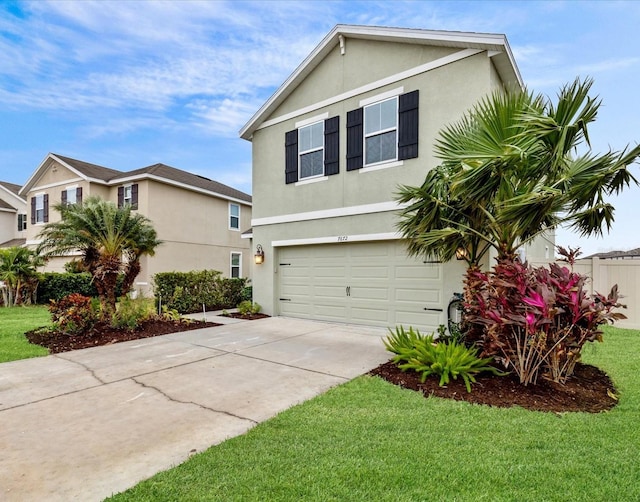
370, 360, 618, 413
25, 318, 220, 354
223, 312, 271, 320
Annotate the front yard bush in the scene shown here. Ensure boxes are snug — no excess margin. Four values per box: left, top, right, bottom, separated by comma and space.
154, 270, 246, 313
38, 272, 125, 303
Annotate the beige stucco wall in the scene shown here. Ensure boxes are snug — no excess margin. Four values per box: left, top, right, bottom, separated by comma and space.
23, 159, 252, 297
0, 210, 16, 244
250, 39, 507, 314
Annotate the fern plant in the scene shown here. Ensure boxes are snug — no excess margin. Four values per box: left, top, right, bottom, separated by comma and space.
383, 326, 429, 354
391, 333, 504, 392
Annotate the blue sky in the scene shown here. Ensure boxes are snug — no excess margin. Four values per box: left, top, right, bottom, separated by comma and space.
0, 0, 638, 255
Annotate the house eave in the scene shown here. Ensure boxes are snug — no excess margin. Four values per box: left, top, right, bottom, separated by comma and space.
239, 24, 523, 141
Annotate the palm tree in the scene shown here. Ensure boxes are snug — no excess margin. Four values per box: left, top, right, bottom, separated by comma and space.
0, 246, 40, 306
37, 197, 162, 318
398, 78, 640, 265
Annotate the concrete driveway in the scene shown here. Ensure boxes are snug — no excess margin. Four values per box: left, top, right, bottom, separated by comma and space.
0, 316, 389, 501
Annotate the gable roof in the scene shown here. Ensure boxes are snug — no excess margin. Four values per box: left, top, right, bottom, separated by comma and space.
19, 153, 251, 205
0, 180, 26, 208
113, 163, 252, 204
0, 198, 15, 211
240, 24, 522, 140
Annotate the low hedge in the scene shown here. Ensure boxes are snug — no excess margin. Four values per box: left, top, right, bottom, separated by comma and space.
154, 270, 246, 314
37, 272, 125, 303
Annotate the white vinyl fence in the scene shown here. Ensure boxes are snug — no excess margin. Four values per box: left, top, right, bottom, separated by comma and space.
572, 258, 640, 330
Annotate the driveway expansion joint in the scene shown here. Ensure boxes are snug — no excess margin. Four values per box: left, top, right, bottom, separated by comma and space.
131, 377, 259, 425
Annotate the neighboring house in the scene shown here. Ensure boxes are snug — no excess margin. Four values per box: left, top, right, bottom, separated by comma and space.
241, 24, 553, 332
583, 248, 640, 260
19, 153, 252, 295
0, 180, 27, 248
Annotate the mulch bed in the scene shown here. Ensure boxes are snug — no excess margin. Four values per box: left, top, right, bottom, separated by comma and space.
370, 360, 618, 413
25, 318, 220, 354
223, 312, 271, 320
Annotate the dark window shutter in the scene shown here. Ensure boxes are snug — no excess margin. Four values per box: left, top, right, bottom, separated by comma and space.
346, 108, 364, 171
131, 184, 138, 209
31, 197, 36, 224
398, 90, 419, 160
285, 129, 298, 184
77, 187, 83, 204
324, 116, 340, 176
43, 194, 49, 223
117, 186, 124, 208
18, 214, 23, 231
61, 189, 67, 205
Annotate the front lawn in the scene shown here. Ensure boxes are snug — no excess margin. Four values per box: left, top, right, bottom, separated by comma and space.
0, 305, 50, 363
108, 325, 640, 501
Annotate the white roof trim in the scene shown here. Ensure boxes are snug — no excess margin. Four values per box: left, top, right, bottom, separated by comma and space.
239, 24, 523, 140
0, 183, 26, 206
111, 173, 252, 206
19, 153, 101, 196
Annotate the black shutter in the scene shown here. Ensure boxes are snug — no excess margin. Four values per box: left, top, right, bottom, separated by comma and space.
324, 116, 340, 176
43, 194, 49, 223
346, 108, 364, 171
61, 189, 67, 205
285, 129, 298, 184
77, 187, 83, 204
131, 184, 138, 209
398, 90, 419, 160
117, 186, 124, 208
30, 197, 35, 224
18, 214, 23, 231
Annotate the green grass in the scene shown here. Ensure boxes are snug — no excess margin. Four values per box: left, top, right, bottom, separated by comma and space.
0, 305, 50, 362
107, 325, 640, 501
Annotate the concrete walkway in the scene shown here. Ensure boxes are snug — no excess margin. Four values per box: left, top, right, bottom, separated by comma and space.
0, 316, 389, 501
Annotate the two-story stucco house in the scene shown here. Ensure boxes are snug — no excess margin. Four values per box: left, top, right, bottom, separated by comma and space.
0, 180, 27, 248
19, 153, 252, 295
240, 25, 553, 332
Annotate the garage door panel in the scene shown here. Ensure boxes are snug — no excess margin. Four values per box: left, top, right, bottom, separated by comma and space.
278, 242, 444, 331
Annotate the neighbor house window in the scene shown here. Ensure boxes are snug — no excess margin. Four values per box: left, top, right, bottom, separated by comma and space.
31, 193, 49, 224
61, 186, 82, 205
364, 97, 398, 165
229, 203, 240, 230
230, 252, 242, 278
117, 184, 138, 209
347, 90, 419, 171
18, 213, 27, 231
285, 116, 339, 184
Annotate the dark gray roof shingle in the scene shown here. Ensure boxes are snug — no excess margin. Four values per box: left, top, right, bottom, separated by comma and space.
0, 180, 22, 196
52, 154, 125, 181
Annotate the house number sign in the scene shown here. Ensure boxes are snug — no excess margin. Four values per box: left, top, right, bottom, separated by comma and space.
337, 235, 348, 242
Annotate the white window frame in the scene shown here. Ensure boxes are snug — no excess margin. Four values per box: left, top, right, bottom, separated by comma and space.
298, 120, 324, 180
230, 252, 242, 279
123, 185, 133, 206
229, 203, 240, 231
35, 193, 45, 224
65, 186, 77, 205
363, 96, 398, 167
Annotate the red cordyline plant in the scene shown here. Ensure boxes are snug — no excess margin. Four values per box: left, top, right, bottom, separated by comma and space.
465, 247, 626, 386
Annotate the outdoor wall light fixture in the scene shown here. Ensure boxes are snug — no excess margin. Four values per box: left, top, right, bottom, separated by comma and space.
254, 244, 265, 265
455, 247, 468, 260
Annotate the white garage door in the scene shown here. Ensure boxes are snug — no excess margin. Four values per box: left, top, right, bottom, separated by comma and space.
277, 241, 444, 332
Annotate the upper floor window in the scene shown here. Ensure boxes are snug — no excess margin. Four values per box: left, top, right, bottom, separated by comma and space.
347, 89, 419, 171
62, 186, 82, 205
299, 121, 324, 179
229, 203, 240, 230
31, 193, 49, 224
364, 97, 398, 165
285, 116, 339, 184
118, 184, 138, 209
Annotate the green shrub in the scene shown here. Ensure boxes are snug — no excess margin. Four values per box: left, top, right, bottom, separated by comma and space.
153, 270, 246, 313
241, 286, 253, 302
48, 293, 99, 335
111, 297, 155, 331
237, 300, 261, 316
38, 272, 124, 303
388, 328, 504, 392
